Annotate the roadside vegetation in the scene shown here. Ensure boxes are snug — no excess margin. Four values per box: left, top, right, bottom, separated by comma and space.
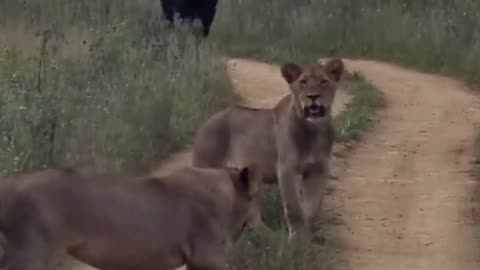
214, 0, 480, 85
0, 1, 232, 174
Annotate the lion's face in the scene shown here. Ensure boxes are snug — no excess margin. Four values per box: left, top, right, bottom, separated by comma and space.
281, 59, 345, 123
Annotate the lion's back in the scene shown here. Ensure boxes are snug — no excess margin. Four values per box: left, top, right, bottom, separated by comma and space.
193, 105, 275, 168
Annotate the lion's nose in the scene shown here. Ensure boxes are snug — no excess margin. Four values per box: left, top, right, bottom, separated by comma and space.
307, 94, 320, 101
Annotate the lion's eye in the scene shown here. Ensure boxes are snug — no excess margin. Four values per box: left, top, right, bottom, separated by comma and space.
320, 79, 329, 85
299, 78, 307, 86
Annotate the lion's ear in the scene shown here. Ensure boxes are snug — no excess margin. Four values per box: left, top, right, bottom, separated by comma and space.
281, 63, 303, 84
324, 59, 345, 82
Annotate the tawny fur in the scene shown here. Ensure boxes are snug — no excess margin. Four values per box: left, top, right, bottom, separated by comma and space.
192, 59, 345, 241
0, 166, 259, 270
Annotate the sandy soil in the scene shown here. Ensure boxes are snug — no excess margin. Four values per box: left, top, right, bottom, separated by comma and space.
329, 60, 480, 270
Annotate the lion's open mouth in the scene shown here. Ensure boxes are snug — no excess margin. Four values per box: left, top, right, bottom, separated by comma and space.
304, 104, 327, 118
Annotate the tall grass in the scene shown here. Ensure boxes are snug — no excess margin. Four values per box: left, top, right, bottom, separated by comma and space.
0, 2, 231, 174
3, 1, 480, 83
336, 74, 385, 143
213, 0, 480, 84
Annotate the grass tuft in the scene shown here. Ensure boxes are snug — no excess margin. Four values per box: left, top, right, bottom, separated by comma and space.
227, 228, 346, 270
336, 74, 385, 143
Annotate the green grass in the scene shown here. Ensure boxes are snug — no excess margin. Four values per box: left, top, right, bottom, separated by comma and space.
3, 1, 480, 80
212, 0, 480, 86
336, 74, 385, 143
227, 229, 347, 270
0, 20, 232, 175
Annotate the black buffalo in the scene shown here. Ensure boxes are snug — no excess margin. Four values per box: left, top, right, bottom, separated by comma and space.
160, 0, 219, 37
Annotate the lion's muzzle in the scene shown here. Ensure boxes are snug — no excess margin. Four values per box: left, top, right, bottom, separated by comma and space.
304, 104, 327, 118
303, 94, 328, 119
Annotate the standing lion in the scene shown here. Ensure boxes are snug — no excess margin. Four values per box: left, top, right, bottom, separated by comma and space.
192, 59, 345, 242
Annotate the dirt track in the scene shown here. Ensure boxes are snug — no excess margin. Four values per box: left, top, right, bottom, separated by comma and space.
331, 60, 480, 270
67, 58, 480, 270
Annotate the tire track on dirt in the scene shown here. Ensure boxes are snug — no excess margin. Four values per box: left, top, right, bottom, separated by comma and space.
330, 60, 480, 270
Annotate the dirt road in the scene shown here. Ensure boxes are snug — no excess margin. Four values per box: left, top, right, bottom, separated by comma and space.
330, 60, 480, 270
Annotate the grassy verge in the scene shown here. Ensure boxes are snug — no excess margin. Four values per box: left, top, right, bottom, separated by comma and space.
336, 73, 386, 143
227, 228, 346, 270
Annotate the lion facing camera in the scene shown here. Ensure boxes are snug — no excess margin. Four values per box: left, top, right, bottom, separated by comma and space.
192, 59, 345, 242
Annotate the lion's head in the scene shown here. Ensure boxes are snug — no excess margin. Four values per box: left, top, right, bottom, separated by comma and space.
280, 59, 345, 123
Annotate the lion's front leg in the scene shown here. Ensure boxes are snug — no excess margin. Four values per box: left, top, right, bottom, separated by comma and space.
247, 186, 271, 232
302, 162, 329, 243
277, 165, 307, 241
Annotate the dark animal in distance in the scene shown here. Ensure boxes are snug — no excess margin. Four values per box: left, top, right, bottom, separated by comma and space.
160, 0, 219, 37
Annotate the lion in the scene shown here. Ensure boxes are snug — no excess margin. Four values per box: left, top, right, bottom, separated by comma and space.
0, 165, 259, 270
192, 58, 345, 242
